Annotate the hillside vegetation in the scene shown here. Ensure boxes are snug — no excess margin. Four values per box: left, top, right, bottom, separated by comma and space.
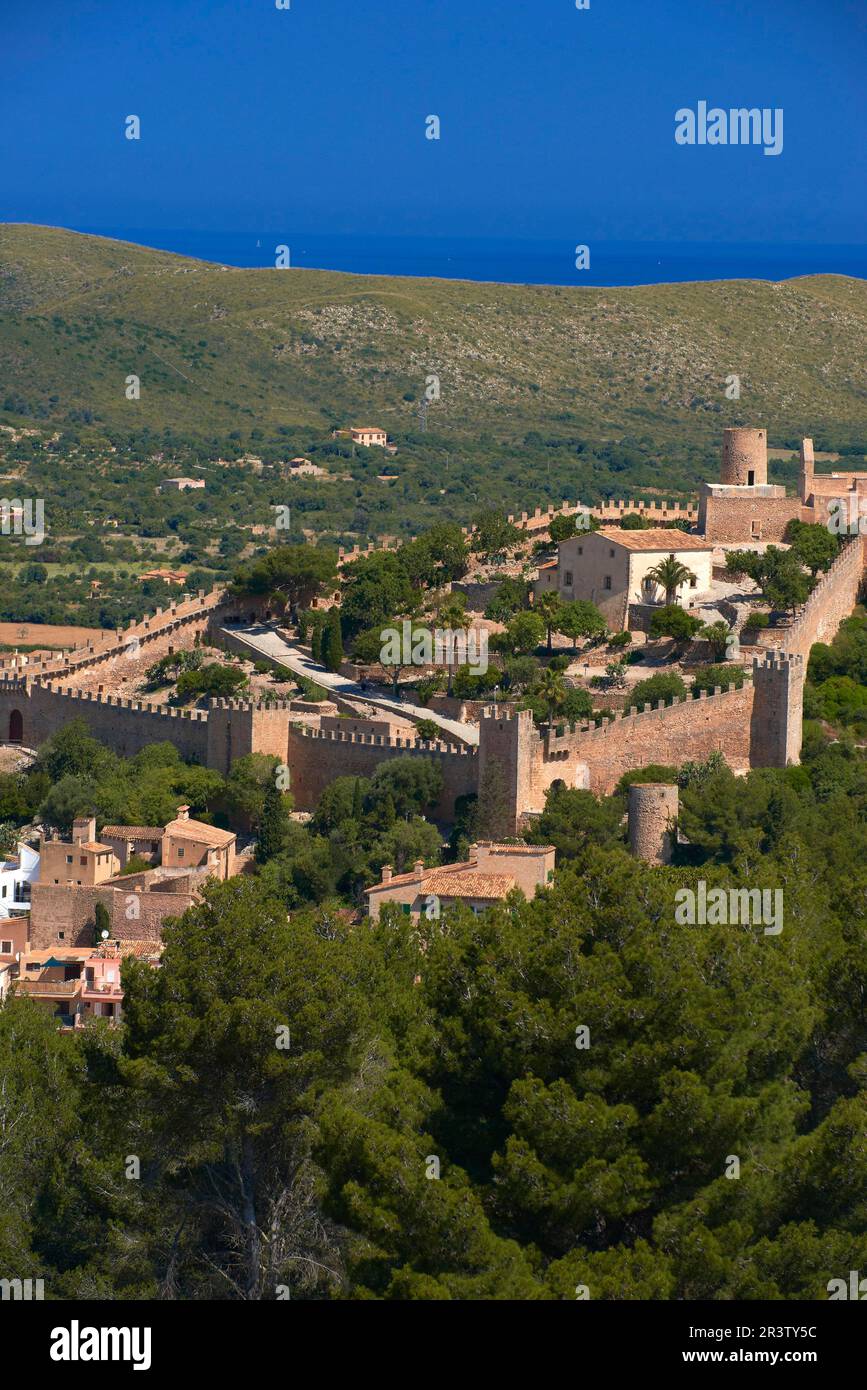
2, 224, 866, 447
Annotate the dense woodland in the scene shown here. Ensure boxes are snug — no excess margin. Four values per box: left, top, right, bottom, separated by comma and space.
1, 602, 867, 1299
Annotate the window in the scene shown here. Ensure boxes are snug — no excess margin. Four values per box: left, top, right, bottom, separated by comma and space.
603, 576, 612, 590
177, 847, 184, 858
1, 941, 12, 954
689, 576, 697, 587
402, 903, 411, 915
66, 855, 73, 864
1, 885, 5, 898
577, 546, 583, 555
80, 856, 87, 866
609, 548, 615, 558
564, 570, 573, 586
58, 932, 65, 940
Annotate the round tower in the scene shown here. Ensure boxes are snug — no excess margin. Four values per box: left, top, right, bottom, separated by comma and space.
721, 427, 767, 487
628, 783, 679, 865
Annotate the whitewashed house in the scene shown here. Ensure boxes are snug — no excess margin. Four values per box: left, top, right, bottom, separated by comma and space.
0, 842, 40, 916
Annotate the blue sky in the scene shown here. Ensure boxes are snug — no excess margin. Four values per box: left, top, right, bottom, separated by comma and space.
2, 0, 865, 245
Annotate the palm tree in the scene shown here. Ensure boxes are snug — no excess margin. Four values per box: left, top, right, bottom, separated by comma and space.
646, 554, 697, 606
531, 667, 567, 725
535, 591, 563, 655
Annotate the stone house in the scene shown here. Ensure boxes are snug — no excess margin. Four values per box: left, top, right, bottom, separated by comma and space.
365, 842, 555, 922
535, 527, 713, 628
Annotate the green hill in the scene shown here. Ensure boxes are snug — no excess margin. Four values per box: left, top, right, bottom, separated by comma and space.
2, 224, 866, 449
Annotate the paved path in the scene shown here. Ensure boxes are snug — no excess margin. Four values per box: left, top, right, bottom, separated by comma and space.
220, 624, 479, 746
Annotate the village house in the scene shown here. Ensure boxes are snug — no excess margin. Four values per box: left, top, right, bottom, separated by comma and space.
161, 805, 236, 880
0, 841, 39, 917
39, 818, 119, 887
13, 940, 160, 1029
159, 477, 206, 492
365, 842, 556, 922
27, 809, 238, 953
351, 426, 388, 448
535, 526, 713, 629
137, 569, 189, 586
287, 457, 327, 477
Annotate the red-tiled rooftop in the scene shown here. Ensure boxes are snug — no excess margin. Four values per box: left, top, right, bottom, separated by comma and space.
595, 526, 711, 552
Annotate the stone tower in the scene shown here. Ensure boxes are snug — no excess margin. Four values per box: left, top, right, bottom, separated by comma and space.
628, 783, 679, 865
477, 705, 535, 837
721, 427, 768, 487
798, 437, 815, 503
750, 651, 804, 768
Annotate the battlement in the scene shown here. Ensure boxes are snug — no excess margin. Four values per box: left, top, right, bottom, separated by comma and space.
294, 723, 475, 757
0, 586, 228, 682
38, 682, 209, 721
209, 697, 295, 712
480, 704, 534, 723
560, 677, 754, 743
505, 497, 697, 533
753, 650, 804, 675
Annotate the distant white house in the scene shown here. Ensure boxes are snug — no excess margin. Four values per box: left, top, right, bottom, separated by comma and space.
0, 842, 40, 917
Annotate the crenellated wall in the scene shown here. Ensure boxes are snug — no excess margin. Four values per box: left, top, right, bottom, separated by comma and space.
777, 536, 865, 660
285, 723, 478, 818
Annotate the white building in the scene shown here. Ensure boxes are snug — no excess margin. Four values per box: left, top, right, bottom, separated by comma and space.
0, 842, 40, 917
535, 526, 714, 629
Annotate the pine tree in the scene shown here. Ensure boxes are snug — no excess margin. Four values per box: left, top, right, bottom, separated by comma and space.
256, 782, 289, 863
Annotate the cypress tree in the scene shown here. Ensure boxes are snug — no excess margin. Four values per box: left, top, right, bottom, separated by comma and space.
311, 619, 323, 664
323, 611, 344, 673
256, 783, 289, 863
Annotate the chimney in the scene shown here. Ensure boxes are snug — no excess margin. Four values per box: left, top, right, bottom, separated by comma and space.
176, 804, 190, 821
413, 859, 425, 877
381, 865, 393, 884
72, 817, 96, 845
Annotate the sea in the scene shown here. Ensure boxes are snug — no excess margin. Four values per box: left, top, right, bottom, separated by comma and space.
72, 229, 866, 287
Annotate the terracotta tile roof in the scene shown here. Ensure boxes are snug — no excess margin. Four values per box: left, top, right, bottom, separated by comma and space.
79, 842, 114, 853
101, 826, 165, 841
475, 842, 555, 855
596, 527, 711, 552
365, 860, 464, 893
423, 870, 515, 900
119, 940, 163, 959
162, 817, 235, 846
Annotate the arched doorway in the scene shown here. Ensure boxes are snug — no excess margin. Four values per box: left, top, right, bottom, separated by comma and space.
8, 709, 23, 743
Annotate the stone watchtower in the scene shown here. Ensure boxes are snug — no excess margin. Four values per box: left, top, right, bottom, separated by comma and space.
627, 783, 679, 865
750, 651, 804, 768
477, 706, 535, 838
721, 427, 768, 488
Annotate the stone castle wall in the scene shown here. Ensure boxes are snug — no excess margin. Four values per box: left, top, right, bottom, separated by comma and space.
28, 882, 193, 949
699, 489, 800, 543
778, 536, 865, 661
285, 723, 478, 819
0, 680, 210, 760
530, 680, 757, 801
